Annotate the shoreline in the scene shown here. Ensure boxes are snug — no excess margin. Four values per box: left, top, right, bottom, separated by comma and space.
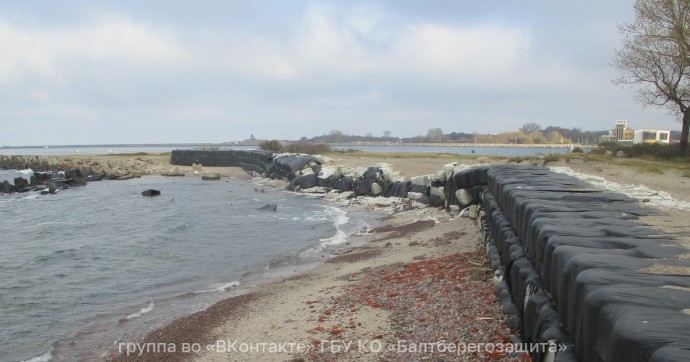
109, 153, 689, 362
102, 154, 524, 361
4, 151, 690, 361
111, 201, 518, 361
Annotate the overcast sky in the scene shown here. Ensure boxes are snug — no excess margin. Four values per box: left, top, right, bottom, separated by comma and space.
0, 0, 683, 145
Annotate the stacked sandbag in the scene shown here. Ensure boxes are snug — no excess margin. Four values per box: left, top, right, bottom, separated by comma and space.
453, 164, 690, 362
271, 153, 323, 180
169, 149, 485, 208
170, 149, 273, 177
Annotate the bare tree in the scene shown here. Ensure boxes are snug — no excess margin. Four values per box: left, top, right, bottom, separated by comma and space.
426, 128, 444, 143
519, 122, 542, 134
383, 131, 391, 141
613, 0, 690, 156
329, 130, 344, 143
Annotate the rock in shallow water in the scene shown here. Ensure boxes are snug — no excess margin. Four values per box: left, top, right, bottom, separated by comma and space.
201, 173, 221, 180
258, 204, 277, 211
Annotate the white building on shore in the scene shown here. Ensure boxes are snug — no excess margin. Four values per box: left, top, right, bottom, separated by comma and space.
601, 120, 670, 144
633, 129, 670, 144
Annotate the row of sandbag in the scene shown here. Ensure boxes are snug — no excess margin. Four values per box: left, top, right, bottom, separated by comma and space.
286, 164, 437, 201
460, 164, 690, 362
483, 190, 578, 362
170, 149, 274, 175
171, 150, 485, 208
273, 156, 436, 203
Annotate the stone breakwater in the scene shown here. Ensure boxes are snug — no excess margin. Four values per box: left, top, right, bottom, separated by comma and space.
170, 150, 480, 209
0, 154, 173, 194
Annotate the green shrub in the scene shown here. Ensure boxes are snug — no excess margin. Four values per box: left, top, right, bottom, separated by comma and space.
593, 142, 681, 159
283, 142, 332, 154
259, 140, 284, 153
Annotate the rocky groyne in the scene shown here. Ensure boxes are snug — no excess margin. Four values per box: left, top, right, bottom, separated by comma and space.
0, 154, 172, 194
170, 150, 481, 208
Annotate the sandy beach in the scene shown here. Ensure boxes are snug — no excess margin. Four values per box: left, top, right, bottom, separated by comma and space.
80, 151, 687, 362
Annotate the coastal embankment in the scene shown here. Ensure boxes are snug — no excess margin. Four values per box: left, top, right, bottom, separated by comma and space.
172, 149, 689, 361
4, 149, 690, 361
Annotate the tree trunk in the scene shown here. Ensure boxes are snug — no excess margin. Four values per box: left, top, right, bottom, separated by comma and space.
682, 108, 690, 157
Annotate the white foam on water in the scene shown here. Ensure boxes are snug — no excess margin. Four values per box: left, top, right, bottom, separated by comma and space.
123, 300, 155, 320
17, 169, 34, 175
194, 280, 241, 294
21, 348, 52, 362
299, 206, 352, 256
549, 166, 690, 210
317, 206, 350, 247
216, 281, 240, 292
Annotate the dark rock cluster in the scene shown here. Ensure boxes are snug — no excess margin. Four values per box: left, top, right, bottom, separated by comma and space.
0, 154, 161, 195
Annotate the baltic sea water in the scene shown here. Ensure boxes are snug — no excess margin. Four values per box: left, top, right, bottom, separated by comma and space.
0, 172, 367, 361
0, 143, 587, 360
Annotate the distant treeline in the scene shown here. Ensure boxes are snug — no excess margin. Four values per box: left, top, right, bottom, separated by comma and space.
300, 126, 684, 145
302, 125, 612, 145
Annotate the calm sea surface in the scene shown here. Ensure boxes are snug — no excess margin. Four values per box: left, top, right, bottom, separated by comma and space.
0, 145, 258, 157
0, 171, 369, 361
0, 144, 590, 157
331, 144, 588, 156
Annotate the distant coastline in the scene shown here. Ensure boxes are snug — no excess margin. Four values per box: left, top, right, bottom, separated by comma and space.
331, 142, 597, 148
0, 142, 592, 158
1, 142, 597, 149
0, 143, 218, 149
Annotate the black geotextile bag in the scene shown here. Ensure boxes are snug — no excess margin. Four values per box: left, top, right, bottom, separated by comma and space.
354, 167, 384, 196
576, 285, 690, 362
337, 176, 354, 193
482, 191, 503, 221
444, 177, 458, 208
273, 154, 323, 180
408, 184, 429, 195
500, 237, 526, 268
567, 269, 690, 345
427, 195, 444, 207
523, 288, 550, 343
287, 173, 318, 191
452, 165, 491, 188
488, 209, 516, 252
528, 223, 661, 280
479, 163, 690, 362
548, 247, 690, 310
317, 175, 331, 188
494, 279, 520, 330
505, 257, 542, 320
487, 244, 501, 269
522, 282, 578, 362
538, 235, 683, 290
384, 181, 409, 198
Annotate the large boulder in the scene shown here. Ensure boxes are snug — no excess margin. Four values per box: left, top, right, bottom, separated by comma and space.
201, 173, 221, 180
2, 180, 12, 193
13, 177, 28, 190
258, 204, 277, 211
